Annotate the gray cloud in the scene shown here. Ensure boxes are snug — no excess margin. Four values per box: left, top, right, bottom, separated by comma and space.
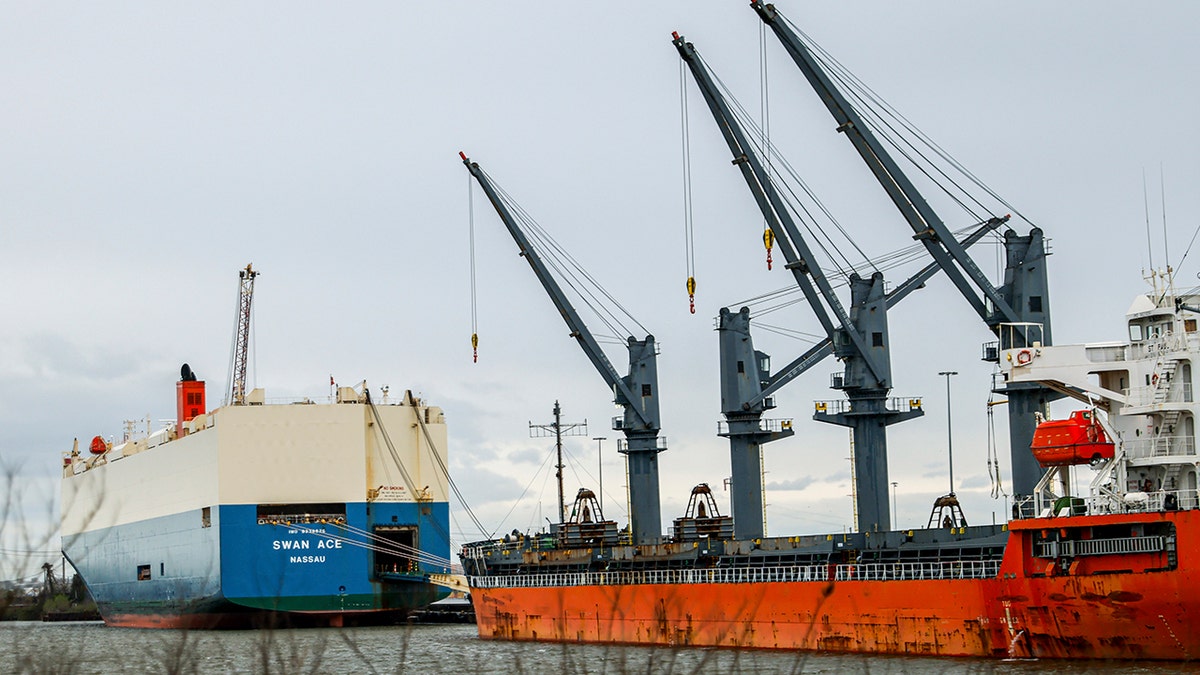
766, 477, 814, 492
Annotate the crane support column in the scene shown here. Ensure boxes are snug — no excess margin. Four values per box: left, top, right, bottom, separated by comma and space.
813, 272, 922, 531
617, 336, 665, 544
719, 307, 794, 540
992, 228, 1056, 496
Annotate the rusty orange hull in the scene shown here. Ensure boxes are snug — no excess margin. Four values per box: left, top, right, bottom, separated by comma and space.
474, 578, 1005, 656
469, 510, 1200, 660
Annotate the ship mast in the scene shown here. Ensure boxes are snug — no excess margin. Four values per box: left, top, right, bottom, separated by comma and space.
530, 401, 588, 523
228, 264, 259, 406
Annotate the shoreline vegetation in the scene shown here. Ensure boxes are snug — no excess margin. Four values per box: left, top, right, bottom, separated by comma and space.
2, 574, 101, 623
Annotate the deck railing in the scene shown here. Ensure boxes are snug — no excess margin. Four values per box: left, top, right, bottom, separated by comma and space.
1015, 488, 1200, 519
1033, 535, 1166, 559
1124, 383, 1194, 407
1122, 435, 1196, 459
468, 559, 1001, 589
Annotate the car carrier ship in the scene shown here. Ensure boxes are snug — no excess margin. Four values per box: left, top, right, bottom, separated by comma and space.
60, 267, 454, 628
457, 2, 1198, 661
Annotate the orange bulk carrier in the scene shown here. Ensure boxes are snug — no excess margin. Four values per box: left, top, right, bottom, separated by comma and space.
458, 2, 1198, 661
461, 283, 1200, 660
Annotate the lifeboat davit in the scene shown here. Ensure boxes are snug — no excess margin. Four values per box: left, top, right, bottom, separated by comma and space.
1030, 409, 1115, 467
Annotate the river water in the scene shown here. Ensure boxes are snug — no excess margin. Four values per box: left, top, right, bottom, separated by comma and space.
0, 621, 1188, 674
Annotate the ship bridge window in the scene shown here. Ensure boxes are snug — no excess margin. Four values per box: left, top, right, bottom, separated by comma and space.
1129, 324, 1144, 341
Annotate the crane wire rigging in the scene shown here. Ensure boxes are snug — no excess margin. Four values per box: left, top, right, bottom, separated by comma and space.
478, 168, 651, 343
759, 20, 776, 272
703, 53, 869, 279
469, 171, 480, 362
727, 221, 991, 321
785, 15, 1039, 230
679, 60, 698, 314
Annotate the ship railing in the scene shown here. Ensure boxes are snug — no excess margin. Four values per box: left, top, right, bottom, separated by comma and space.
1122, 436, 1196, 459
1120, 488, 1200, 513
461, 538, 528, 559
811, 398, 923, 417
716, 418, 794, 435
1034, 535, 1166, 559
467, 559, 1001, 589
1011, 495, 1038, 520
1034, 488, 1200, 517
1124, 383, 1194, 406
833, 560, 1000, 582
258, 395, 408, 406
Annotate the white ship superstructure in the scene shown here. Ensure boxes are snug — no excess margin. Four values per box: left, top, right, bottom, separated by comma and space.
1004, 271, 1200, 516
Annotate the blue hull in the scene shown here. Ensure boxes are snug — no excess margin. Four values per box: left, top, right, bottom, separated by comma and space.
63, 501, 451, 628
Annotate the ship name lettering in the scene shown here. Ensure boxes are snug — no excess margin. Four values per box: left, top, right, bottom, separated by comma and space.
273, 540, 312, 550
317, 539, 342, 549
288, 555, 326, 564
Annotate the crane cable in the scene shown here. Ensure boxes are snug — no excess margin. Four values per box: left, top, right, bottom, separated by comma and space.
729, 220, 988, 320
679, 59, 698, 313
468, 172, 479, 362
786, 15, 1037, 230
484, 170, 649, 341
705, 57, 870, 279
987, 390, 1008, 499
759, 21, 774, 272
407, 392, 491, 540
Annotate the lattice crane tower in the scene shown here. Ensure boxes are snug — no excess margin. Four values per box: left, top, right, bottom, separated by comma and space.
229, 263, 259, 406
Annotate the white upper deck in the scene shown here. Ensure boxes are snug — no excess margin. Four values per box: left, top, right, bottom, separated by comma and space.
61, 386, 449, 535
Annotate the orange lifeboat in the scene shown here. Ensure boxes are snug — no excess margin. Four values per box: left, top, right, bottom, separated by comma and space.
88, 435, 108, 455
1030, 410, 1115, 467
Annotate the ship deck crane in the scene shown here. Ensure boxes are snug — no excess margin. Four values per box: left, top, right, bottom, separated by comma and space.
227, 263, 258, 406
461, 153, 667, 545
750, 2, 1055, 497
674, 33, 998, 534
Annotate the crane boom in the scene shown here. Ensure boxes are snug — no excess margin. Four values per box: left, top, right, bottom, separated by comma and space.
673, 32, 888, 387
461, 153, 666, 544
461, 154, 646, 423
750, 3, 1056, 497
749, 1, 1019, 327
228, 264, 258, 406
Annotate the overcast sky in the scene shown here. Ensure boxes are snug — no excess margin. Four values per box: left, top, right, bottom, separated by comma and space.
2, 2, 1199, 576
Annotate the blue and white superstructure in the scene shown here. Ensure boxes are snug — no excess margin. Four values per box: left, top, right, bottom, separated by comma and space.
61, 376, 452, 628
